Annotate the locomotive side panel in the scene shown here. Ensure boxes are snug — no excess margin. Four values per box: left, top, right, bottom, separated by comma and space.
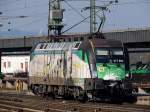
30, 51, 66, 86
29, 42, 92, 90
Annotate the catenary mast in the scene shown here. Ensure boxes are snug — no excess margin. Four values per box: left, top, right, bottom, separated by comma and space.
48, 0, 96, 36
90, 0, 96, 33
48, 0, 64, 36
47, 0, 117, 36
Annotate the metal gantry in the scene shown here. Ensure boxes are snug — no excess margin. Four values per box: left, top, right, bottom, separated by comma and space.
47, 0, 118, 36
48, 0, 64, 36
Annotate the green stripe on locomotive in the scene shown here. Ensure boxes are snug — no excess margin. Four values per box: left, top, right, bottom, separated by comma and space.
74, 50, 126, 80
96, 63, 125, 80
74, 50, 88, 63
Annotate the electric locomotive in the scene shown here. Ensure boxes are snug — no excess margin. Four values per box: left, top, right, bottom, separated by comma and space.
29, 35, 136, 102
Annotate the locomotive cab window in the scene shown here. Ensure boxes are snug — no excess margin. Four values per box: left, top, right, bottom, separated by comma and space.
96, 49, 109, 56
110, 48, 124, 63
112, 49, 123, 55
95, 49, 109, 63
95, 48, 124, 63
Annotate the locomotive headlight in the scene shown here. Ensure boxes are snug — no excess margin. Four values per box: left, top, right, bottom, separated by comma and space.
104, 73, 118, 80
125, 73, 129, 78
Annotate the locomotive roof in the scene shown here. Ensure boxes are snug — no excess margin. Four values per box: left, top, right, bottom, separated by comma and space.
33, 38, 123, 52
90, 38, 123, 48
34, 41, 81, 51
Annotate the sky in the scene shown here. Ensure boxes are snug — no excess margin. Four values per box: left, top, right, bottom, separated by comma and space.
0, 0, 150, 37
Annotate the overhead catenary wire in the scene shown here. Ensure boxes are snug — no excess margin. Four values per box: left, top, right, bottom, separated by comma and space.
0, 0, 21, 7
64, 0, 86, 19
62, 0, 117, 34
0, 12, 48, 21
62, 9, 103, 34
1, 0, 150, 35
0, 0, 86, 14
13, 15, 47, 29
1, 2, 48, 13
1, 0, 150, 13
113, 1, 150, 6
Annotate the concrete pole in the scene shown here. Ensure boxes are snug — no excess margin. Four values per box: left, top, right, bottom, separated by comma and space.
48, 0, 51, 37
0, 52, 1, 76
90, 0, 96, 33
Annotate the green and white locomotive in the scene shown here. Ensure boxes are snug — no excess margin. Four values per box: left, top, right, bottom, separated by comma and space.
29, 36, 136, 102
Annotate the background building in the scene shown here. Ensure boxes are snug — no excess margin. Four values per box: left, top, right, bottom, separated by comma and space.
1, 55, 30, 77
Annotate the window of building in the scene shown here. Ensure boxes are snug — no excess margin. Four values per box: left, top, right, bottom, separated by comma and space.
25, 62, 28, 72
3, 62, 6, 68
80, 37, 84, 41
68, 38, 71, 42
20, 63, 23, 69
8, 61, 11, 68
74, 38, 78, 41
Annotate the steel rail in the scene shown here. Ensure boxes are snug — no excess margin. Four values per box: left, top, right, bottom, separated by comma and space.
0, 92, 150, 112
0, 103, 42, 112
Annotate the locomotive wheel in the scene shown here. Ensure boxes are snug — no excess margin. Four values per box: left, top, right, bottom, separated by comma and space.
32, 85, 40, 95
78, 91, 88, 103
32, 85, 45, 96
63, 90, 74, 100
52, 89, 58, 99
52, 92, 56, 100
125, 95, 137, 103
38, 85, 44, 95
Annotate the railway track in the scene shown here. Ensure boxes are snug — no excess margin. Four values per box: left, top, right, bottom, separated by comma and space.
43, 100, 150, 112
0, 91, 150, 112
0, 103, 42, 112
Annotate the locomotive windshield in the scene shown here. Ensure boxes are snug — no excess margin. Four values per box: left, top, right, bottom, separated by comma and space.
95, 48, 124, 63
96, 49, 109, 56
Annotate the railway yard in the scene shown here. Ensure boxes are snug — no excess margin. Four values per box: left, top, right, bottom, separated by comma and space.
0, 90, 149, 112
0, 0, 150, 112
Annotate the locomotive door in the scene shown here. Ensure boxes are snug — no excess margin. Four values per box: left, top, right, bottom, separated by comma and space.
63, 49, 72, 88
